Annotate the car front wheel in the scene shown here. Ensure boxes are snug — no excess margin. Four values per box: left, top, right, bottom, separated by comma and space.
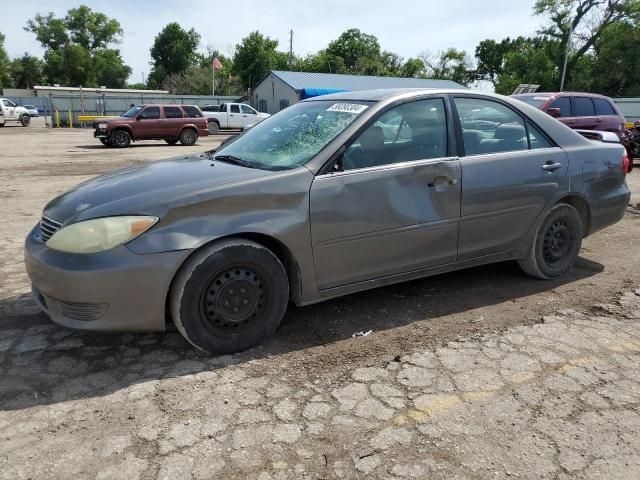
170, 239, 289, 354
518, 203, 583, 279
111, 130, 131, 148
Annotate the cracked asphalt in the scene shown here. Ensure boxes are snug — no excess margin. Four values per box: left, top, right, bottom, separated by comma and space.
1, 122, 640, 479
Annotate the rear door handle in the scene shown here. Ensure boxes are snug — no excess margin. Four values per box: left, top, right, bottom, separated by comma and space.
542, 162, 563, 171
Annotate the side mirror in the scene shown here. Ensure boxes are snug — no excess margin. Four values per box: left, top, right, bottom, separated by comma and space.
546, 107, 562, 118
136, 114, 143, 121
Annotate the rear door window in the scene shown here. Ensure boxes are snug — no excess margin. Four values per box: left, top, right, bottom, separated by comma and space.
230, 105, 240, 113
593, 98, 616, 116
454, 97, 528, 155
548, 97, 571, 117
163, 106, 184, 118
182, 106, 203, 117
574, 97, 595, 116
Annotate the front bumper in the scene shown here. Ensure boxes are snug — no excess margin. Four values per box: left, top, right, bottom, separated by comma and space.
94, 128, 109, 139
24, 225, 191, 332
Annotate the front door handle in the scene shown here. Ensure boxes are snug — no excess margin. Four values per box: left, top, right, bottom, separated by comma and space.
542, 161, 563, 171
428, 176, 458, 190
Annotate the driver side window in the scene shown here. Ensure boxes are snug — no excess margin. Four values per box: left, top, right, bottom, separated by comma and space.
140, 106, 160, 120
343, 98, 447, 171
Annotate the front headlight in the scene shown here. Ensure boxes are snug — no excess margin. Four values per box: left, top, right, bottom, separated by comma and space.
98, 123, 107, 129
46, 216, 158, 253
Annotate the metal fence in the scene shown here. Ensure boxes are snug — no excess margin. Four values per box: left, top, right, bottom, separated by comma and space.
6, 93, 240, 127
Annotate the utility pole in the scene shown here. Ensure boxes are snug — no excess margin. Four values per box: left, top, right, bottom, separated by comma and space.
560, 22, 574, 91
289, 29, 294, 69
141, 71, 145, 85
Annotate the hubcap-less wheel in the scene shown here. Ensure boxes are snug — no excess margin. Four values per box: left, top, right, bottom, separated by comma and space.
203, 268, 265, 334
542, 220, 571, 264
170, 239, 289, 354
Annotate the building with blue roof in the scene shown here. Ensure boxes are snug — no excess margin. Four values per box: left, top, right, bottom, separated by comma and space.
251, 70, 466, 114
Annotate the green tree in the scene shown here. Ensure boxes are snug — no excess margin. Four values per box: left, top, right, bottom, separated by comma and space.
493, 38, 560, 94
233, 31, 288, 89
420, 48, 474, 85
9, 53, 45, 88
325, 28, 381, 74
590, 21, 640, 96
534, 0, 640, 87
400, 58, 425, 78
148, 23, 201, 88
0, 32, 12, 89
24, 5, 130, 87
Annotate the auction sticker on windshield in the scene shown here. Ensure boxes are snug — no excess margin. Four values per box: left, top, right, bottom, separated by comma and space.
326, 103, 369, 114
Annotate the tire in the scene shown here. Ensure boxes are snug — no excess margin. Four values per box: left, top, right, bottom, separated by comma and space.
208, 120, 219, 135
179, 128, 198, 146
165, 138, 179, 145
518, 203, 583, 280
99, 138, 113, 147
20, 115, 30, 127
170, 239, 289, 354
111, 130, 131, 148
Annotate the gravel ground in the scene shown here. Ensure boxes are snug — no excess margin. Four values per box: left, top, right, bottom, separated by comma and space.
1, 122, 639, 479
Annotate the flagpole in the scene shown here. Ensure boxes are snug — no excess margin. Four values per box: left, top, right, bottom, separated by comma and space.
212, 60, 215, 97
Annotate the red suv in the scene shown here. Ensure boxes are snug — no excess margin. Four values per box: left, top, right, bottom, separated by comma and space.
94, 104, 209, 148
512, 92, 626, 135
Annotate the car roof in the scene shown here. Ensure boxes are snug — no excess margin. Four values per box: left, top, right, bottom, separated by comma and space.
136, 104, 200, 108
300, 88, 466, 102
513, 92, 614, 100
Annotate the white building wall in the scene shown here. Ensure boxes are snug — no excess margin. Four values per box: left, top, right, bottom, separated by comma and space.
253, 73, 300, 115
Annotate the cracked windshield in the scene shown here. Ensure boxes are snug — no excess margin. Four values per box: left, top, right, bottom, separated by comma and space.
216, 101, 371, 169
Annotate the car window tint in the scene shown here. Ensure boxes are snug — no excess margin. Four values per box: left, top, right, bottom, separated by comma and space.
343, 98, 447, 171
241, 105, 255, 114
593, 98, 616, 116
182, 105, 202, 117
163, 106, 184, 118
230, 104, 240, 113
3, 99, 14, 107
527, 121, 554, 149
548, 97, 571, 117
454, 97, 527, 155
141, 106, 160, 119
202, 105, 218, 112
574, 97, 595, 116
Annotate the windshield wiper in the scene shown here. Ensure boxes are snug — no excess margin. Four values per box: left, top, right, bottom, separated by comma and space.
214, 154, 257, 168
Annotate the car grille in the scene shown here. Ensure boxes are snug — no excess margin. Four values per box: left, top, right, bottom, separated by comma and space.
60, 300, 108, 321
40, 215, 62, 242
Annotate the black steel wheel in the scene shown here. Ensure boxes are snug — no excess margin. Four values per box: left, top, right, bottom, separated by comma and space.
170, 239, 289, 354
179, 128, 198, 146
111, 130, 131, 148
518, 203, 583, 279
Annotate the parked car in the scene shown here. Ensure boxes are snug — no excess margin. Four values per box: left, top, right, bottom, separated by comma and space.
25, 90, 630, 354
23, 105, 39, 117
0, 98, 30, 127
93, 104, 208, 147
512, 92, 632, 171
203, 102, 270, 134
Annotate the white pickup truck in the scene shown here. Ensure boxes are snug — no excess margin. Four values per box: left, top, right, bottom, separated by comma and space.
0, 98, 31, 127
203, 103, 269, 134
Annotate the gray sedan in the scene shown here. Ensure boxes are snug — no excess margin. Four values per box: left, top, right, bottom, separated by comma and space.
24, 89, 631, 353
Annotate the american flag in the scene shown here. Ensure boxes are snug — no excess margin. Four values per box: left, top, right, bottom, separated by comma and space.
211, 56, 223, 70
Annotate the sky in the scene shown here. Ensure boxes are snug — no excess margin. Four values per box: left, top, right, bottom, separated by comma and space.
3, 0, 544, 85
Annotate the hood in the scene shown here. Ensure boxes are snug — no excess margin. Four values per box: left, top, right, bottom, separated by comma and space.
43, 153, 272, 225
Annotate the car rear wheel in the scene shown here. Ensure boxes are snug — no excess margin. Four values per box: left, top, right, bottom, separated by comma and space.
208, 120, 219, 135
179, 128, 198, 146
20, 115, 30, 127
170, 239, 289, 354
518, 203, 583, 280
111, 130, 131, 148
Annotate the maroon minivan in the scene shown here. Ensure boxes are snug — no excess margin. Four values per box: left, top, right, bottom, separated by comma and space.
512, 92, 626, 135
